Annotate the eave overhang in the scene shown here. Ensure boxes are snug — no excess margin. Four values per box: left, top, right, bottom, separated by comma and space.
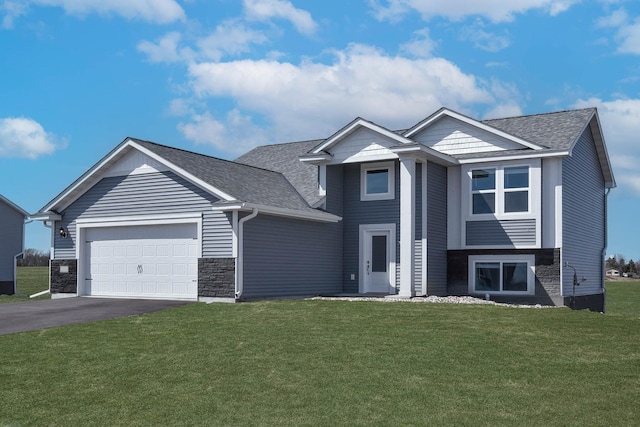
212, 202, 342, 223
389, 143, 459, 166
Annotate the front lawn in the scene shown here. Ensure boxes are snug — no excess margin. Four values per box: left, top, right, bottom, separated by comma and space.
0, 266, 49, 303
0, 300, 638, 426
606, 280, 640, 317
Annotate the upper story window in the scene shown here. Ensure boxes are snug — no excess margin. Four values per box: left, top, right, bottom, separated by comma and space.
361, 161, 395, 201
470, 165, 530, 216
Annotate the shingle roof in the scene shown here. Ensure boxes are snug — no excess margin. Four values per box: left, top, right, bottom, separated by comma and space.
235, 139, 324, 207
482, 108, 595, 151
131, 139, 314, 212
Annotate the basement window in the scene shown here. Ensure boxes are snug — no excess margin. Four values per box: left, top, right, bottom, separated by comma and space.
468, 255, 535, 295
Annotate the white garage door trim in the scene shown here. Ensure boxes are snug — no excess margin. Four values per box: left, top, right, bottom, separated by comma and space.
76, 214, 202, 300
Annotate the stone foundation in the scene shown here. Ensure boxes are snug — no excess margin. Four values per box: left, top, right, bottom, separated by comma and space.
0, 280, 14, 295
198, 258, 235, 298
50, 259, 78, 294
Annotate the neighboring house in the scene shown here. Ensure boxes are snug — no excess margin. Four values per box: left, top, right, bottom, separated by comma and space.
33, 107, 615, 311
606, 269, 620, 277
0, 194, 28, 294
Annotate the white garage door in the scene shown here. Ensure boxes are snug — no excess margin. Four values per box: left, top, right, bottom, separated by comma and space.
85, 223, 198, 300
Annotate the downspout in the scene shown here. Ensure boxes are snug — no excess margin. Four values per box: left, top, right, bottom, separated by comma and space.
602, 188, 611, 313
30, 220, 55, 298
235, 208, 259, 299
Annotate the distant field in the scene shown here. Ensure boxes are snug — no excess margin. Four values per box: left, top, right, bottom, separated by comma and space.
606, 280, 640, 317
0, 266, 49, 303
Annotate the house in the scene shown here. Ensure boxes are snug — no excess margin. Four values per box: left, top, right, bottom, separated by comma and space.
33, 107, 615, 311
606, 269, 620, 277
0, 194, 28, 294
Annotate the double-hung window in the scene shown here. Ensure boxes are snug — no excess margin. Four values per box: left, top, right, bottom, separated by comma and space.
469, 255, 535, 295
361, 162, 395, 201
470, 165, 530, 216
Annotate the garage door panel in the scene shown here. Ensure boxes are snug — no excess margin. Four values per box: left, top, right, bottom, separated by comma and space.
85, 223, 198, 300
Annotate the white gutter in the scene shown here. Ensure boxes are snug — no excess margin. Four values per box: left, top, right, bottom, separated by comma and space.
235, 208, 259, 299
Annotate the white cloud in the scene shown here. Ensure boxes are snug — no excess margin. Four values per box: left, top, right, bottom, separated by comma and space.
196, 20, 268, 61
0, 117, 60, 159
400, 28, 437, 58
137, 32, 189, 63
573, 97, 640, 194
596, 8, 628, 28
31, 0, 185, 24
138, 22, 267, 64
177, 110, 270, 155
616, 19, 640, 54
370, 0, 580, 23
175, 43, 524, 154
1, 0, 28, 29
243, 0, 317, 35
459, 22, 511, 52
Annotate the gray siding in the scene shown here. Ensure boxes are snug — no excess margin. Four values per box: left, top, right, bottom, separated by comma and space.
0, 202, 24, 281
242, 215, 342, 298
55, 171, 232, 259
426, 161, 448, 295
342, 162, 400, 293
466, 219, 536, 247
562, 127, 606, 296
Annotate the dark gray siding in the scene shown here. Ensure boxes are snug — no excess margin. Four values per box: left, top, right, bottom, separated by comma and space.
426, 161, 448, 295
466, 219, 536, 247
342, 162, 401, 293
562, 127, 606, 296
242, 215, 342, 298
55, 171, 232, 259
0, 203, 24, 282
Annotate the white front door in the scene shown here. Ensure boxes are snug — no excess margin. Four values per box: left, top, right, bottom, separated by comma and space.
360, 224, 396, 294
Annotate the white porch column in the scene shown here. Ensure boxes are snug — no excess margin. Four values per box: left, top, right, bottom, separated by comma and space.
399, 155, 416, 297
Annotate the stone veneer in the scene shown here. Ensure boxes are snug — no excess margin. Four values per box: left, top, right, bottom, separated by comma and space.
50, 259, 78, 294
447, 248, 562, 306
198, 258, 235, 298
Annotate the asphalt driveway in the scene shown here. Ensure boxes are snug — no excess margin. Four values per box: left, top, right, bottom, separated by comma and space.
0, 297, 193, 335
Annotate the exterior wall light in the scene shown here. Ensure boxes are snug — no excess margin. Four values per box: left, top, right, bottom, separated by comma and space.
59, 227, 67, 238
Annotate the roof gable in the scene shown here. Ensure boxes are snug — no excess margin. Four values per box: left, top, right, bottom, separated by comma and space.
309, 117, 413, 156
39, 138, 316, 215
404, 108, 543, 152
409, 114, 528, 156
0, 194, 28, 217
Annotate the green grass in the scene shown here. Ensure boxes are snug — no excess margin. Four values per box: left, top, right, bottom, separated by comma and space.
0, 300, 638, 426
0, 266, 50, 303
606, 280, 640, 318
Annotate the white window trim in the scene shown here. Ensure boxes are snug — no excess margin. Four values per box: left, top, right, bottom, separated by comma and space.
361, 161, 395, 201
464, 160, 540, 221
468, 254, 535, 296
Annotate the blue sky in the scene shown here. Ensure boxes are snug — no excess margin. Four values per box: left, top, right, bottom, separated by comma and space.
1, 0, 639, 259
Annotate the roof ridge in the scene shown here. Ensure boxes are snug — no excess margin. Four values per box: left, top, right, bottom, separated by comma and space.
482, 107, 595, 122
129, 137, 288, 177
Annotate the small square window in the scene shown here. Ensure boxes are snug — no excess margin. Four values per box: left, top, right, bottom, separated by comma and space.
473, 193, 495, 214
472, 169, 495, 191
361, 162, 395, 201
504, 191, 528, 213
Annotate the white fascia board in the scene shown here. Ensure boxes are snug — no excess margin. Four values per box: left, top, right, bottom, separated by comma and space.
405, 109, 544, 151
29, 212, 63, 222
390, 144, 458, 165
573, 113, 616, 189
456, 150, 570, 164
312, 118, 412, 154
299, 153, 333, 164
129, 141, 236, 201
212, 202, 341, 223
